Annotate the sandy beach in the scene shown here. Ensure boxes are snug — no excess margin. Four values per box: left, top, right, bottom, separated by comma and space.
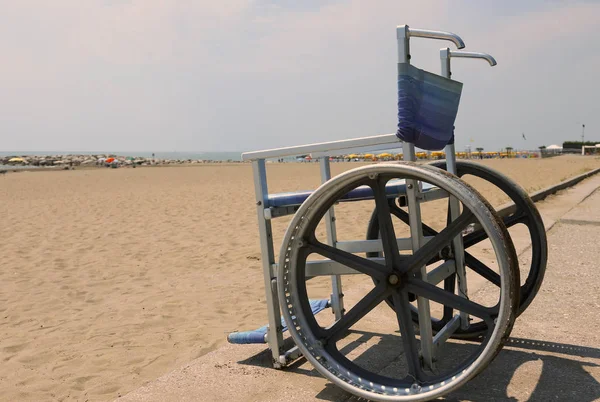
1, 155, 598, 401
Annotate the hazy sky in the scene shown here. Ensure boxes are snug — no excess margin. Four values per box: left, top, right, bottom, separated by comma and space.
1, 1, 598, 153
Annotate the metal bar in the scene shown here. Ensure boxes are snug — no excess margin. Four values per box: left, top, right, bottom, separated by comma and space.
444, 144, 458, 175
305, 258, 385, 278
320, 157, 344, 320
336, 237, 428, 254
408, 27, 466, 49
421, 188, 449, 202
426, 260, 456, 285
443, 161, 468, 329
398, 188, 450, 207
241, 133, 401, 161
403, 143, 435, 370
441, 48, 457, 176
397, 25, 410, 64
496, 203, 518, 218
450, 198, 468, 329
450, 50, 496, 66
267, 187, 448, 219
267, 206, 300, 219
432, 315, 461, 355
282, 345, 303, 366
397, 28, 436, 369
440, 48, 470, 330
397, 28, 440, 370
397, 28, 467, 368
252, 160, 285, 368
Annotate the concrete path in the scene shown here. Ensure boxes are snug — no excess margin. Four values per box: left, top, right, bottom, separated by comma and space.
121, 176, 600, 402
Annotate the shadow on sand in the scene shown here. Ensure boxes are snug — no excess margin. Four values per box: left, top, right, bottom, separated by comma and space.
237, 334, 600, 402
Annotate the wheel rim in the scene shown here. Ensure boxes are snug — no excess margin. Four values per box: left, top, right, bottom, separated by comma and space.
279, 163, 519, 401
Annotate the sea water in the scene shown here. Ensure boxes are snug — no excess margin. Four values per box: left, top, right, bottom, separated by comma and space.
0, 151, 243, 162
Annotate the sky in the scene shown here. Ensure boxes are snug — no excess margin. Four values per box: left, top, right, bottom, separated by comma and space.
1, 0, 598, 153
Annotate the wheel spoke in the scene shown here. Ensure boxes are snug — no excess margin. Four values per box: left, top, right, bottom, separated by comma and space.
503, 211, 528, 228
324, 282, 391, 343
442, 273, 456, 321
444, 198, 458, 321
401, 209, 474, 275
463, 211, 526, 249
308, 241, 389, 280
406, 278, 495, 320
390, 204, 438, 237
391, 204, 444, 265
392, 291, 423, 382
464, 253, 502, 287
372, 178, 402, 270
461, 228, 487, 249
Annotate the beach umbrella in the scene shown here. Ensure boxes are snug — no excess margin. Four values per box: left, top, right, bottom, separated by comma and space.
105, 157, 115, 163
364, 154, 375, 160
8, 157, 24, 163
377, 153, 393, 159
347, 154, 359, 159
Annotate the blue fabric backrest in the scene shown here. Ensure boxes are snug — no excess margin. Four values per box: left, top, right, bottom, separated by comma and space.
396, 63, 463, 150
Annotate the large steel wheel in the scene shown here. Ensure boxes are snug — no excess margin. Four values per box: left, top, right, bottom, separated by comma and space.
366, 161, 546, 339
278, 163, 520, 401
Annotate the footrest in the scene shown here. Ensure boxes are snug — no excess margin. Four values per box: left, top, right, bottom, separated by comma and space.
227, 299, 330, 345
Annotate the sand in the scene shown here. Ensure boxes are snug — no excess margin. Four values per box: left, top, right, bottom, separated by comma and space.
0, 155, 598, 401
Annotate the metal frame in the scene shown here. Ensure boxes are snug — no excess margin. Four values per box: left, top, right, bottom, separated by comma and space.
241, 25, 498, 370
441, 47, 497, 330
245, 135, 406, 367
396, 24, 468, 370
242, 134, 401, 162
251, 159, 284, 366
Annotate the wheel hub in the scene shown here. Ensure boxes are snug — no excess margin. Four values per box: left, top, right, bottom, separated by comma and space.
387, 273, 400, 285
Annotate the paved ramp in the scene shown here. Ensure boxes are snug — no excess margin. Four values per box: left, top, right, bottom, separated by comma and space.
121, 177, 600, 402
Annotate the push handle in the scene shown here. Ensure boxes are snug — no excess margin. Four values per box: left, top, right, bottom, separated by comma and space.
409, 28, 466, 49
450, 50, 496, 66
440, 48, 496, 78
397, 25, 465, 64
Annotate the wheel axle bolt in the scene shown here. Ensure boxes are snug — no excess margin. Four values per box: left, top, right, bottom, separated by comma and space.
368, 173, 378, 180
407, 184, 413, 189
388, 274, 399, 285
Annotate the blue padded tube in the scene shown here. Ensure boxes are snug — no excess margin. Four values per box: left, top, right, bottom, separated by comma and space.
267, 180, 436, 208
227, 299, 330, 345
